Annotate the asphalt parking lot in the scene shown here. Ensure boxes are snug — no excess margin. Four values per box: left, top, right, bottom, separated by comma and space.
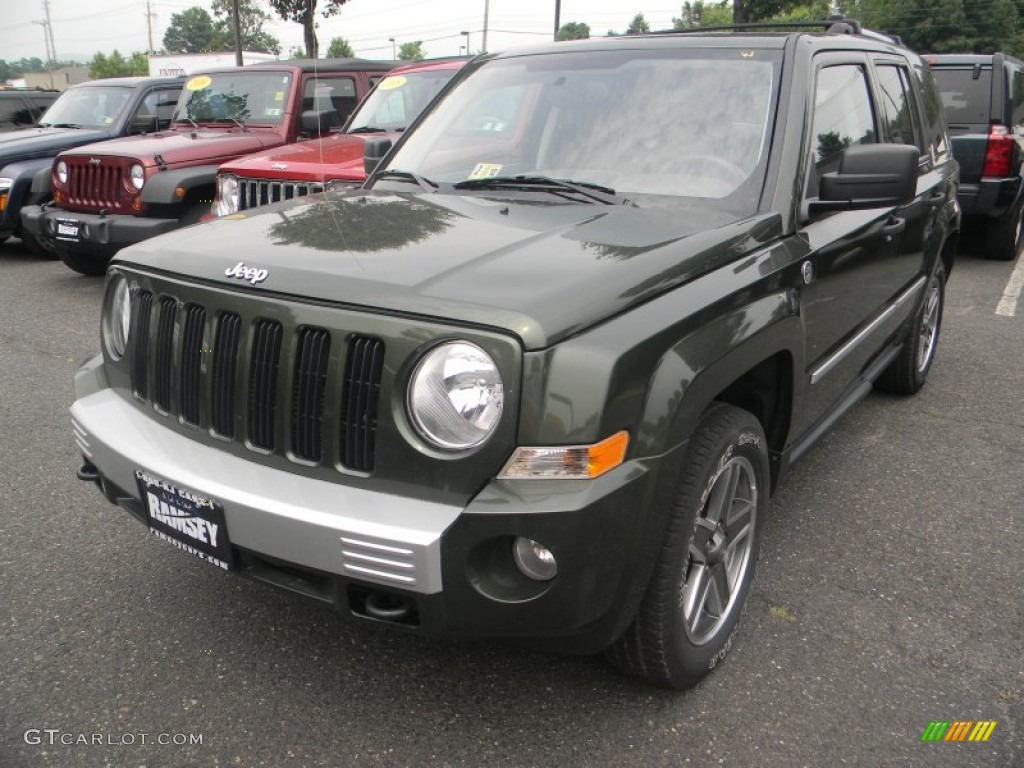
1, 237, 1021, 768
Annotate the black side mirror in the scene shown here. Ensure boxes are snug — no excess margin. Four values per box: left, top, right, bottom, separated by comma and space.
814, 143, 919, 212
363, 137, 393, 176
300, 109, 342, 136
130, 115, 159, 134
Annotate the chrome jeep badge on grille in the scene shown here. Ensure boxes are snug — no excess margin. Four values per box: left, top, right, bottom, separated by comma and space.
224, 261, 269, 284
88, 158, 101, 165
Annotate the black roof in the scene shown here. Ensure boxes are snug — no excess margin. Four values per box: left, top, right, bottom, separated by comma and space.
226, 58, 399, 75
74, 76, 186, 88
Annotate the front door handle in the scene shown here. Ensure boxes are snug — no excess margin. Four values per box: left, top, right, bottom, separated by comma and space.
882, 217, 906, 238
927, 192, 946, 207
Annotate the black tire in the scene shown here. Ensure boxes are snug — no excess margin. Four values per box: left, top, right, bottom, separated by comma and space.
875, 264, 945, 395
606, 403, 768, 689
985, 201, 1024, 261
57, 248, 109, 277
20, 228, 58, 260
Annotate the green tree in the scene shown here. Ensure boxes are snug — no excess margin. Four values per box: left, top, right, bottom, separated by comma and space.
326, 36, 355, 58
851, 0, 1020, 55
88, 50, 149, 79
163, 7, 220, 53
673, 1, 732, 27
627, 13, 651, 33
288, 46, 306, 59
267, 0, 351, 59
14, 57, 45, 74
556, 21, 591, 40
398, 40, 426, 61
210, 0, 281, 54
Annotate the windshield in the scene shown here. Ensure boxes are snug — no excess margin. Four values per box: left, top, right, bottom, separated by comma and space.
378, 48, 780, 211
174, 71, 294, 125
37, 86, 133, 129
347, 67, 461, 132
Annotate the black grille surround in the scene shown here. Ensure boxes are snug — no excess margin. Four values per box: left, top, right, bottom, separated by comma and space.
114, 270, 522, 499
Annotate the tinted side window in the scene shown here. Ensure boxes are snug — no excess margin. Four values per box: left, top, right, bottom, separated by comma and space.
807, 64, 876, 197
303, 76, 357, 124
876, 64, 922, 150
0, 97, 36, 129
914, 65, 951, 159
1009, 65, 1024, 128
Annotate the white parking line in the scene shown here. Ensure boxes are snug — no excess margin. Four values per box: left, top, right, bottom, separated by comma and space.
995, 255, 1024, 316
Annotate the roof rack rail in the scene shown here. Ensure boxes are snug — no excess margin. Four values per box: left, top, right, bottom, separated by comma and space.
658, 17, 902, 45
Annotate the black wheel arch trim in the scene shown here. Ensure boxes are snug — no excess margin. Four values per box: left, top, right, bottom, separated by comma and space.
140, 165, 219, 204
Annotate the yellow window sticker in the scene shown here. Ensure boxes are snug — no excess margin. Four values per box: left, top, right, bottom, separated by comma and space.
467, 163, 503, 180
378, 76, 407, 91
186, 75, 212, 91
274, 91, 284, 101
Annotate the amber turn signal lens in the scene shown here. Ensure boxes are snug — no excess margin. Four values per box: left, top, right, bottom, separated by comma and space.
498, 430, 630, 480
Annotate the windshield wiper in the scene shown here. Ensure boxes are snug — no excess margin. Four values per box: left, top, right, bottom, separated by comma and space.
210, 116, 247, 130
373, 169, 442, 194
453, 175, 627, 205
174, 116, 199, 130
348, 126, 389, 134
43, 122, 83, 129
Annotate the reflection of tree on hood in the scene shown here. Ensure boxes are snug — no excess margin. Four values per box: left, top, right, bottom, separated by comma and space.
268, 193, 457, 253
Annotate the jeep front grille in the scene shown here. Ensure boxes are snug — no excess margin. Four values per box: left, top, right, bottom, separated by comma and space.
129, 296, 384, 472
238, 178, 324, 211
65, 157, 127, 212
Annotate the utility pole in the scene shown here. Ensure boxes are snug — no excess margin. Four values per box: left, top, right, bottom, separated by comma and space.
482, 0, 490, 53
553, 0, 560, 40
146, 0, 156, 55
232, 0, 243, 66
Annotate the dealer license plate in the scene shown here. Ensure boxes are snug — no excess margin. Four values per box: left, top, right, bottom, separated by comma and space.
135, 469, 234, 570
55, 218, 81, 242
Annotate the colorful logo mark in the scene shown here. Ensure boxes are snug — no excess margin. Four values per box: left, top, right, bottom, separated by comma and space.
920, 721, 997, 742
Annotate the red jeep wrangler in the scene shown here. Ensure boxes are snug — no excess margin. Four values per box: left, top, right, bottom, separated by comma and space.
22, 59, 394, 275
212, 58, 467, 216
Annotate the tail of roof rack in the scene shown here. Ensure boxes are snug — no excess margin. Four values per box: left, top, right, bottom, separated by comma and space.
660, 18, 903, 46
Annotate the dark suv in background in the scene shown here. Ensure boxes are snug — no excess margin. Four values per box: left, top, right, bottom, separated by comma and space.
0, 88, 59, 132
929, 53, 1024, 260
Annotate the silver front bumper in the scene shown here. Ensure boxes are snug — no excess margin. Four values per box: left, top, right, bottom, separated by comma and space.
71, 383, 460, 594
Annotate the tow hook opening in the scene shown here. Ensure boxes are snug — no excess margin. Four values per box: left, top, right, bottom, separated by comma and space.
348, 586, 419, 627
76, 460, 100, 485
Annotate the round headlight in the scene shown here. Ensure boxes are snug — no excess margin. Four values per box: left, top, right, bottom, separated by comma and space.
215, 174, 239, 216
130, 164, 145, 190
56, 160, 67, 185
408, 341, 503, 450
106, 273, 132, 359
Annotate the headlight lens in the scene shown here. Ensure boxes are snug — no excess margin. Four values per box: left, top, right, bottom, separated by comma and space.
408, 341, 503, 450
56, 160, 67, 185
105, 273, 132, 359
130, 164, 145, 190
214, 174, 239, 216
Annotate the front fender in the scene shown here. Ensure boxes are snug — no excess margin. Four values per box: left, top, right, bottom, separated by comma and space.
30, 166, 53, 199
0, 159, 56, 232
140, 165, 219, 204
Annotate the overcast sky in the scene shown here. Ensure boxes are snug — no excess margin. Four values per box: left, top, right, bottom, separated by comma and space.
0, 1, 687, 64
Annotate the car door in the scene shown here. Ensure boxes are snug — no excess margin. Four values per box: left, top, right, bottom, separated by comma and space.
869, 56, 940, 290
794, 55, 912, 435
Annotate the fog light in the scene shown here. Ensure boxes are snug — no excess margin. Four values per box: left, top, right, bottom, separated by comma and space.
512, 537, 557, 581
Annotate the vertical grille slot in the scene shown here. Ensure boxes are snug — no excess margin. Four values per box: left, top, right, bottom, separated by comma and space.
247, 319, 283, 450
179, 304, 206, 425
291, 327, 331, 462
340, 336, 385, 472
211, 313, 241, 438
132, 290, 153, 399
153, 297, 177, 412
237, 178, 324, 211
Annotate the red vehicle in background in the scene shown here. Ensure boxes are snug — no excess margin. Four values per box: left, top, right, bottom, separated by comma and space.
212, 57, 468, 216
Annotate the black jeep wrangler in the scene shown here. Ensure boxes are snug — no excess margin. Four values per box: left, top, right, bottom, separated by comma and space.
73, 22, 958, 689
929, 52, 1024, 259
